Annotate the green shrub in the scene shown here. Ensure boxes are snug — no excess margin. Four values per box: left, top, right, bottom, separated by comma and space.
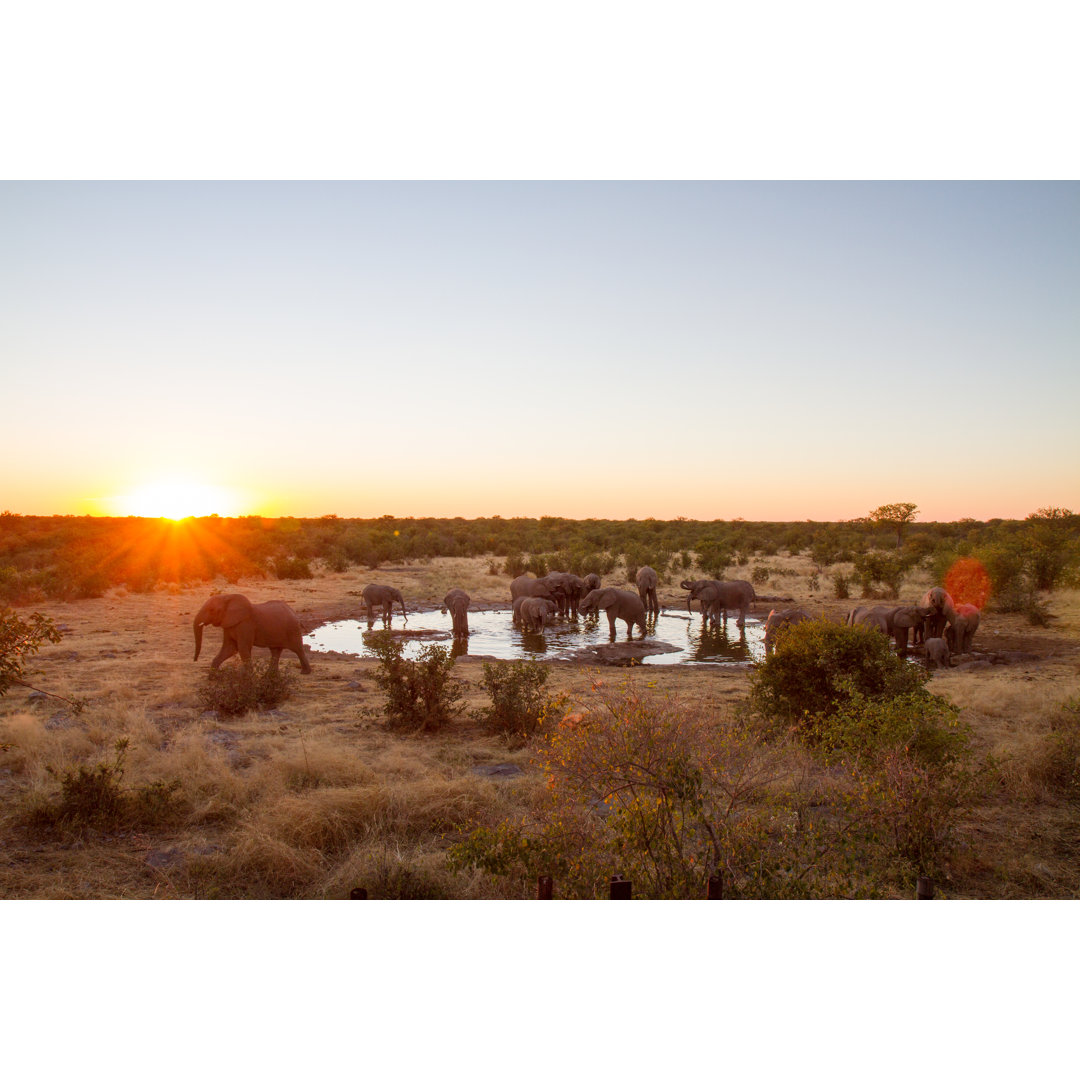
751, 565, 769, 586
524, 554, 549, 578
273, 556, 313, 579
749, 620, 927, 742
198, 660, 293, 716
853, 550, 906, 598
816, 690, 971, 769
368, 633, 464, 732
474, 660, 565, 740
831, 572, 850, 600
502, 553, 528, 578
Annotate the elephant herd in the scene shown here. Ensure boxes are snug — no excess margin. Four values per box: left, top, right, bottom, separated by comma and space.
191, 577, 980, 675
763, 586, 981, 668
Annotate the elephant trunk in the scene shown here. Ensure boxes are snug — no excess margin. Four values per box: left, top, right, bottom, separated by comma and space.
193, 619, 204, 661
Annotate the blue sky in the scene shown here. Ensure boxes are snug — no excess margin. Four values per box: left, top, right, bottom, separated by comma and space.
2, 180, 1077, 520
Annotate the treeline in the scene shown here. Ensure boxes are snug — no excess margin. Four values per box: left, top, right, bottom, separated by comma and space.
0, 509, 1076, 608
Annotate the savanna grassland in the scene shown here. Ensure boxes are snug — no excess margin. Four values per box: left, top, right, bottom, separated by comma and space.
1, 512, 1078, 899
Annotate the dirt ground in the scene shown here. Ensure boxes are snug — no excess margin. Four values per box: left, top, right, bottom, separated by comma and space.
3, 555, 1079, 898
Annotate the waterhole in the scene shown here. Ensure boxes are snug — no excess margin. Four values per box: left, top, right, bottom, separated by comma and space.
305, 607, 768, 666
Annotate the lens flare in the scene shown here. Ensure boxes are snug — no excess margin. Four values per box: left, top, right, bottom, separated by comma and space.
944, 557, 991, 609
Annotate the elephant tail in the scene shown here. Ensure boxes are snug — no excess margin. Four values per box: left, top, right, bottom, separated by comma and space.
193, 620, 203, 661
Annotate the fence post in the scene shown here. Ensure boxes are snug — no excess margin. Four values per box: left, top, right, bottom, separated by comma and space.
609, 875, 632, 900
349, 887, 368, 900
537, 875, 553, 900
707, 874, 723, 899
916, 876, 935, 900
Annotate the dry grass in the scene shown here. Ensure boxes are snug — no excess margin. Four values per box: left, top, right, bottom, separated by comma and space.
1, 555, 1077, 899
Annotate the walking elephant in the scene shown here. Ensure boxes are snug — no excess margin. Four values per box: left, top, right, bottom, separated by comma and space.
921, 587, 957, 640
636, 565, 660, 616
519, 596, 557, 633
361, 584, 407, 626
193, 593, 311, 673
946, 604, 980, 655
441, 589, 470, 638
763, 608, 811, 651
579, 587, 647, 639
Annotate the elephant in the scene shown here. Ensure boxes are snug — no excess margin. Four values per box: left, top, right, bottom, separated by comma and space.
924, 636, 951, 668
871, 604, 934, 651
582, 573, 601, 595
579, 587, 647, 639
921, 587, 957, 640
682, 579, 755, 627
510, 574, 557, 605
845, 605, 891, 635
946, 603, 980, 655
541, 571, 586, 618
440, 588, 470, 638
361, 583, 407, 626
518, 596, 557, 633
763, 607, 811, 651
193, 593, 311, 673
636, 565, 660, 616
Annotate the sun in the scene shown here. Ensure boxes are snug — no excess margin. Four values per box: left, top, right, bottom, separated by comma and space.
116, 480, 240, 520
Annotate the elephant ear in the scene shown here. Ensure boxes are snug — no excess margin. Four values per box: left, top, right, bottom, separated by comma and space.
221, 594, 253, 628
597, 590, 618, 610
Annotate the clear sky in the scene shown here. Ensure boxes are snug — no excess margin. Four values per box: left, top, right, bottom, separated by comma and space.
2, 181, 1077, 521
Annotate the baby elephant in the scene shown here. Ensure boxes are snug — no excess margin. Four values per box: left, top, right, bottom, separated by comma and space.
441, 588, 470, 638
518, 596, 557, 633
924, 637, 951, 669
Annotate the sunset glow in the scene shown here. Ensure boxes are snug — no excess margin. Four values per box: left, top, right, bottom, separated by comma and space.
110, 481, 242, 520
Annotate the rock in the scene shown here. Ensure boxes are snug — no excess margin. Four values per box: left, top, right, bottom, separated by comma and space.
578, 641, 683, 666
44, 713, 80, 730
471, 763, 524, 779
146, 849, 184, 869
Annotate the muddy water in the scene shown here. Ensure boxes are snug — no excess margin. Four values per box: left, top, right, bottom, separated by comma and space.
305, 608, 767, 665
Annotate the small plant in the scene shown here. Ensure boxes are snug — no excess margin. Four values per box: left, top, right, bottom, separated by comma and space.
198, 660, 293, 716
368, 633, 464, 732
474, 660, 565, 740
33, 739, 185, 833
751, 565, 770, 586
832, 571, 851, 600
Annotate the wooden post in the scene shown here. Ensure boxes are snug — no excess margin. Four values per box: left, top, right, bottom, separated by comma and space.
916, 876, 935, 900
537, 875, 553, 900
707, 874, 723, 899
349, 887, 368, 900
609, 875, 632, 900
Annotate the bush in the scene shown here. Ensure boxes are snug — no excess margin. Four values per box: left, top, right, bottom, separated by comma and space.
273, 556, 313, 580
368, 633, 464, 732
853, 550, 907, 599
749, 620, 927, 742
474, 660, 565, 740
502, 553, 528, 578
198, 660, 293, 716
831, 571, 851, 599
751, 565, 770, 586
32, 739, 185, 833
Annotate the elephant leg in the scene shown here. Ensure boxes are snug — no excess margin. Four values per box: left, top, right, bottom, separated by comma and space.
212, 637, 239, 669
268, 648, 282, 671
291, 638, 312, 673
607, 612, 618, 640
236, 624, 256, 664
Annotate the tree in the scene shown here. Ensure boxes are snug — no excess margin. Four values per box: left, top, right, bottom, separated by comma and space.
869, 503, 919, 548
0, 608, 62, 697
